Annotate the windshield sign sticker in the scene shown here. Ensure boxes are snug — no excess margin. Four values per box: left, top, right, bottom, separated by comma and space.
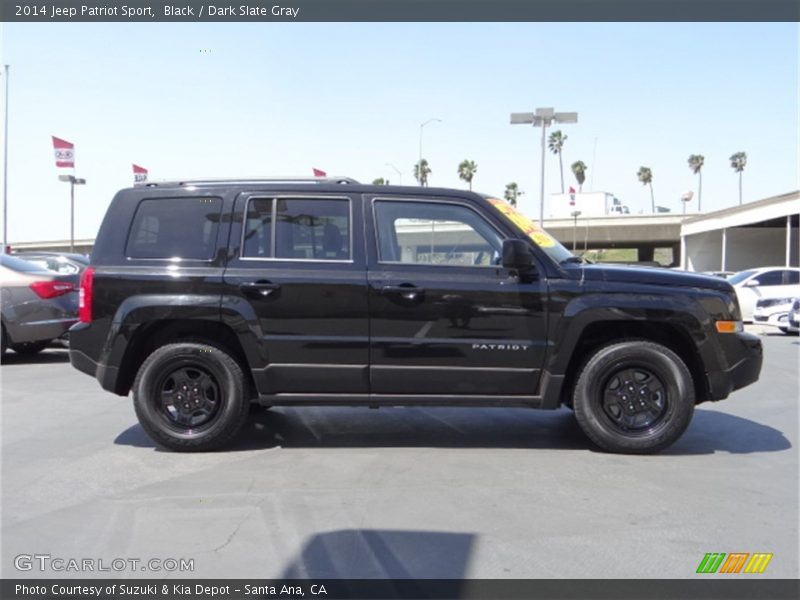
487, 198, 557, 248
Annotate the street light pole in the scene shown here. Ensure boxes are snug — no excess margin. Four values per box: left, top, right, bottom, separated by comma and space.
571, 210, 582, 252
3, 64, 9, 253
59, 174, 86, 253
418, 118, 441, 186
385, 163, 402, 185
511, 107, 578, 226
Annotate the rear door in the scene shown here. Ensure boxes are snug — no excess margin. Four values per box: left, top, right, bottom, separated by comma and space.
365, 195, 548, 399
222, 193, 369, 395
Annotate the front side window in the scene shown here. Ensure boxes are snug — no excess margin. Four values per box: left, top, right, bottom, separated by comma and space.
126, 197, 221, 259
374, 200, 502, 266
242, 197, 350, 261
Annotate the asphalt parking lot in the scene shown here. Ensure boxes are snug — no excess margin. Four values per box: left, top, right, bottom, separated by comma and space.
1, 328, 797, 580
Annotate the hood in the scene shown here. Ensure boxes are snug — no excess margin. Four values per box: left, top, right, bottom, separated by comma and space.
569, 263, 734, 293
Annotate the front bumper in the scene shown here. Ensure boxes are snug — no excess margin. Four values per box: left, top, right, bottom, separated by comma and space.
705, 332, 763, 401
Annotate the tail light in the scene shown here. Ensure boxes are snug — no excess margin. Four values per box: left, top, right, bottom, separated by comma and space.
79, 267, 95, 323
29, 280, 76, 299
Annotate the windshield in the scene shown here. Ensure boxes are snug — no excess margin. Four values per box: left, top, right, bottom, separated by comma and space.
728, 269, 757, 285
486, 198, 574, 264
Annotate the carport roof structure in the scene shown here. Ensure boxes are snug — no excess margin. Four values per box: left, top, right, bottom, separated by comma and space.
680, 190, 800, 271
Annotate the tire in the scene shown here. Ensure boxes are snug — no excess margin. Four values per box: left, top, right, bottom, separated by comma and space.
1, 324, 7, 358
572, 340, 694, 454
132, 342, 249, 452
11, 340, 50, 355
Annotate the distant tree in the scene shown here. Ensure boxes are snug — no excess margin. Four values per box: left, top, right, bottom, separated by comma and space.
504, 182, 523, 207
372, 177, 389, 185
571, 160, 588, 192
413, 159, 431, 187
729, 151, 747, 205
457, 159, 478, 190
637, 166, 655, 213
548, 130, 568, 193
687, 154, 705, 211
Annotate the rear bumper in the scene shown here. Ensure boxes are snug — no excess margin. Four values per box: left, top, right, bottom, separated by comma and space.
705, 332, 762, 401
7, 318, 77, 345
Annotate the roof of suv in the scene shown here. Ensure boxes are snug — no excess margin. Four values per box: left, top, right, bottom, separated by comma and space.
132, 177, 489, 198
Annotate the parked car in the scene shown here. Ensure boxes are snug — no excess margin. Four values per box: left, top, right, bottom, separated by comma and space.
12, 251, 89, 275
1, 253, 79, 356
68, 177, 762, 454
752, 294, 799, 334
729, 267, 800, 322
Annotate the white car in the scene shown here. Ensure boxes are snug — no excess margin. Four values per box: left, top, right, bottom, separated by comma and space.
752, 295, 799, 334
789, 298, 800, 331
729, 267, 800, 322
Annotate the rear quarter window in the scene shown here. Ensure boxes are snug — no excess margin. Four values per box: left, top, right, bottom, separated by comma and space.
125, 197, 222, 260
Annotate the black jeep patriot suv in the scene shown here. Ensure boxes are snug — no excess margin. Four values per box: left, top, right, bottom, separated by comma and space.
69, 177, 762, 453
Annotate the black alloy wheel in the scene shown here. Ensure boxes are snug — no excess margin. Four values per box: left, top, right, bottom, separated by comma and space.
573, 340, 694, 454
133, 342, 249, 452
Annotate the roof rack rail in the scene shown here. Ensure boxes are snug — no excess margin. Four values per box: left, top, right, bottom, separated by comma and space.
144, 176, 360, 187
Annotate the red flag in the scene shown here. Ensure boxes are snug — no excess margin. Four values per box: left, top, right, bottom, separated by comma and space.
133, 164, 148, 184
312, 168, 326, 177
52, 136, 75, 168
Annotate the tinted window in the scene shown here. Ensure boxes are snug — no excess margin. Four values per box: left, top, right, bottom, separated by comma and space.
126, 198, 221, 259
275, 199, 350, 260
786, 270, 799, 284
756, 270, 784, 286
242, 198, 273, 258
375, 201, 502, 266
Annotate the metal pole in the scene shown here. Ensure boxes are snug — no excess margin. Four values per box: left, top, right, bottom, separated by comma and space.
721, 228, 727, 272
539, 120, 547, 226
70, 180, 75, 253
3, 65, 9, 252
572, 214, 578, 251
418, 124, 423, 186
786, 216, 791, 267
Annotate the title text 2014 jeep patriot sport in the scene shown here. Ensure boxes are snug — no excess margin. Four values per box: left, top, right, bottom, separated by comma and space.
68, 178, 763, 453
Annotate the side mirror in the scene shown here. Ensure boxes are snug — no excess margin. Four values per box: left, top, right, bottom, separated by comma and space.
744, 279, 760, 287
502, 239, 536, 273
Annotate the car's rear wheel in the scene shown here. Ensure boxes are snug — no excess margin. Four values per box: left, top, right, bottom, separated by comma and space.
11, 340, 50, 355
572, 340, 694, 454
133, 342, 249, 452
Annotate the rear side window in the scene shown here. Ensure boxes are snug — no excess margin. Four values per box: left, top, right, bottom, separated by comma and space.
126, 198, 222, 259
242, 197, 350, 261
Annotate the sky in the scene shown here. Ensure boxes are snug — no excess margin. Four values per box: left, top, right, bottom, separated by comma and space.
0, 22, 797, 242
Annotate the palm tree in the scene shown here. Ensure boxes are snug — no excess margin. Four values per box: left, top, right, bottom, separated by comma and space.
413, 159, 431, 187
372, 177, 388, 185
504, 182, 523, 207
637, 166, 655, 212
571, 161, 588, 191
548, 130, 568, 193
457, 159, 478, 190
729, 151, 747, 205
687, 154, 705, 211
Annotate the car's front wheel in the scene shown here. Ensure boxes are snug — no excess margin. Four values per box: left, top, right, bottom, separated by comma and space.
133, 342, 249, 452
572, 340, 695, 454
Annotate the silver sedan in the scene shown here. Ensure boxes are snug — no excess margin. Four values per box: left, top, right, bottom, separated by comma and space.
1, 253, 79, 357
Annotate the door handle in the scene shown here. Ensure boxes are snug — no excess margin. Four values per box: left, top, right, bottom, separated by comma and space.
381, 285, 425, 300
239, 281, 281, 298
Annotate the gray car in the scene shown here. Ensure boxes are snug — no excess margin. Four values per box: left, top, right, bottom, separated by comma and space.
1, 253, 79, 356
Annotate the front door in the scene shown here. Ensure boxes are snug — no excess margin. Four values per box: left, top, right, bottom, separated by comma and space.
366, 196, 548, 399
